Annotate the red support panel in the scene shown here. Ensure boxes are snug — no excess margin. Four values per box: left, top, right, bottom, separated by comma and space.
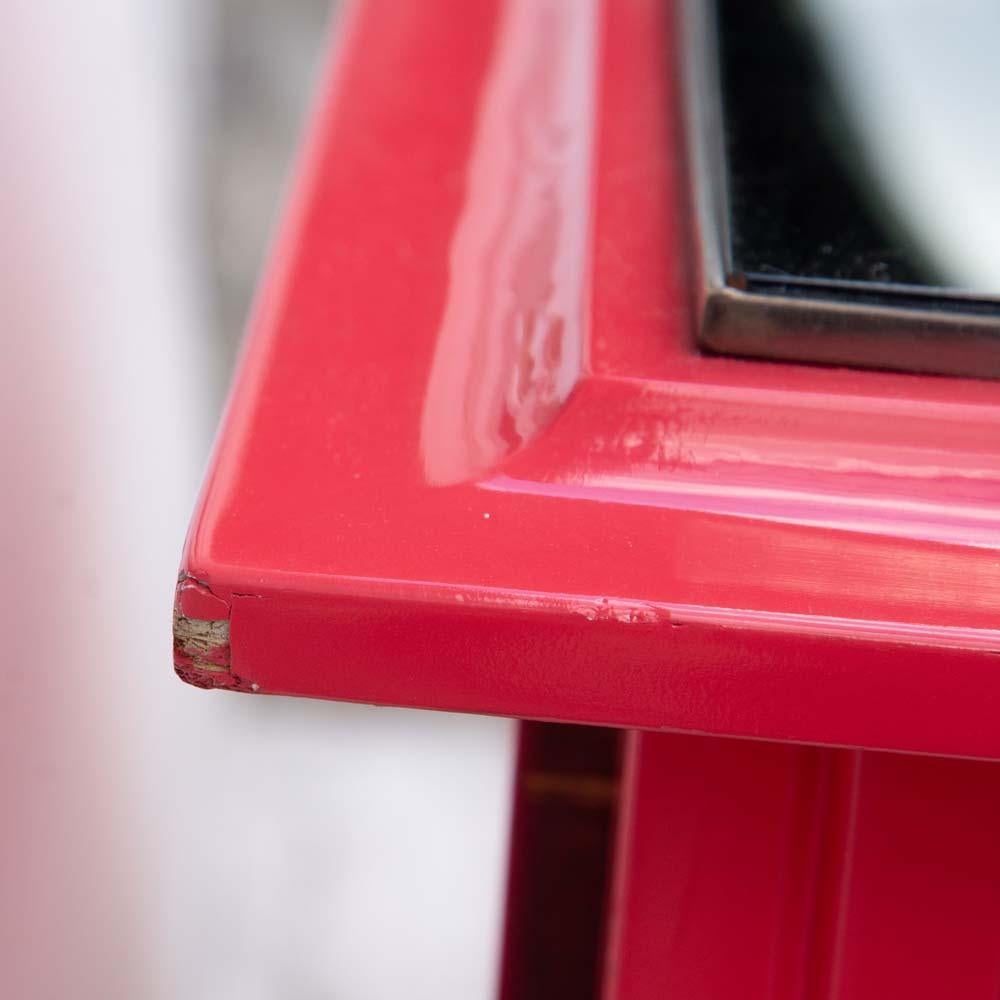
604, 731, 1000, 1000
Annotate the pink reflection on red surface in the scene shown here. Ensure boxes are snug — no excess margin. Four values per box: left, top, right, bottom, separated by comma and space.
420, 0, 595, 485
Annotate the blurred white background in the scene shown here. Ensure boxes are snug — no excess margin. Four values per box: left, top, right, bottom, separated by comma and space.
0, 1, 513, 997
802, 0, 1000, 290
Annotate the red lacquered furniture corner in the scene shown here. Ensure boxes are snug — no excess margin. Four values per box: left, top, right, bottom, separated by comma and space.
175, 1, 1000, 997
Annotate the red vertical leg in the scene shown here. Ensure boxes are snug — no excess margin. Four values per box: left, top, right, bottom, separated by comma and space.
604, 731, 1000, 999
499, 721, 622, 1000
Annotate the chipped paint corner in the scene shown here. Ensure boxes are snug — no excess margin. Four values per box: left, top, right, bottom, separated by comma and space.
172, 574, 258, 693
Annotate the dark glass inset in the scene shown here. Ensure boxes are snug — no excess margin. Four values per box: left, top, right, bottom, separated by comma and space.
718, 0, 933, 289
695, 1, 1000, 378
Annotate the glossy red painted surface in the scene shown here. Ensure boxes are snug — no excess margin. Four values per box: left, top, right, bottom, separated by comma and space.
177, 0, 1000, 757
605, 732, 1000, 999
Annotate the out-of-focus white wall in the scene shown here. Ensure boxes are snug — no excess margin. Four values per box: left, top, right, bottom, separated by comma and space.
0, 2, 513, 998
800, 0, 1000, 289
